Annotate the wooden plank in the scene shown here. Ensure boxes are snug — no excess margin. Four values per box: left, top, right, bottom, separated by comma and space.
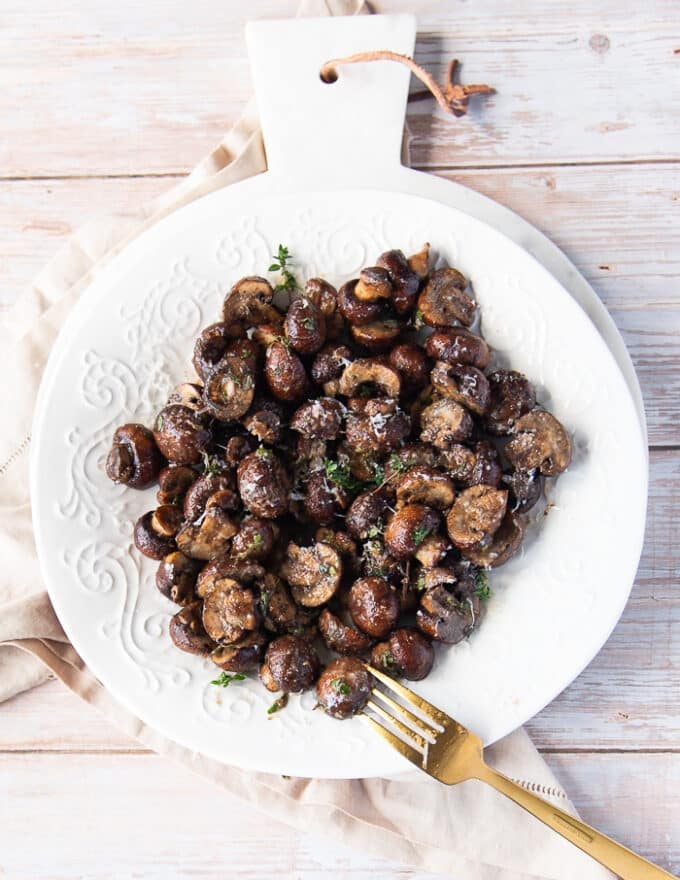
2, 449, 676, 752
0, 751, 675, 878
0, 165, 677, 442
0, 0, 678, 176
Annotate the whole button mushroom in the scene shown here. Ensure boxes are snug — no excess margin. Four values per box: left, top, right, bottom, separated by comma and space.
290, 397, 344, 440
316, 657, 371, 719
337, 280, 383, 325
167, 382, 204, 411
169, 602, 215, 656
237, 448, 290, 519
485, 369, 537, 435
348, 576, 400, 638
417, 266, 476, 327
420, 399, 473, 449
303, 472, 349, 526
211, 630, 268, 672
425, 327, 490, 370
505, 410, 572, 476
376, 249, 421, 316
438, 444, 477, 484
134, 507, 184, 560
183, 473, 234, 522
284, 297, 326, 354
318, 609, 374, 656
231, 517, 279, 561
388, 342, 430, 390
446, 485, 508, 550
345, 491, 389, 541
156, 551, 200, 605
345, 398, 410, 456
153, 404, 211, 465
203, 356, 255, 421
259, 634, 320, 693
430, 362, 491, 416
468, 441, 503, 489
387, 628, 435, 681
106, 424, 163, 489
156, 465, 196, 506
384, 504, 441, 561
264, 341, 308, 402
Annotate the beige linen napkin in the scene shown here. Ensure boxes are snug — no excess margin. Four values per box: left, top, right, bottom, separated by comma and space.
0, 4, 615, 878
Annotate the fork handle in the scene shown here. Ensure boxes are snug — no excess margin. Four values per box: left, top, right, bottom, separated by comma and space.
476, 763, 675, 879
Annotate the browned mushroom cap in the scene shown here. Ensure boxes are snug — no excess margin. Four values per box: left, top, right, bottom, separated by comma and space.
243, 409, 282, 445
106, 424, 163, 489
169, 602, 215, 656
295, 436, 328, 481
314, 529, 360, 578
156, 551, 200, 605
230, 517, 278, 561
350, 318, 400, 351
167, 382, 204, 411
224, 433, 257, 467
485, 369, 537, 435
463, 512, 525, 568
395, 467, 456, 511
316, 656, 371, 719
311, 343, 353, 385
425, 327, 490, 370
290, 397, 344, 440
196, 557, 266, 598
202, 577, 259, 643
417, 266, 475, 327
505, 410, 572, 476
446, 485, 508, 549
284, 297, 326, 354
258, 573, 316, 637
438, 444, 477, 484
384, 442, 438, 481
354, 266, 392, 303
237, 448, 290, 519
348, 576, 400, 638
183, 473, 233, 522
304, 277, 339, 317
388, 628, 434, 681
211, 630, 267, 672
416, 585, 484, 644
203, 356, 255, 421
222, 275, 281, 334
388, 343, 430, 389
408, 243, 430, 280
339, 358, 401, 399
466, 440, 503, 489
337, 280, 383, 325
156, 465, 196, 506
303, 471, 349, 526
346, 398, 410, 456
503, 468, 543, 513
264, 341, 308, 401
345, 491, 389, 541
193, 322, 231, 381
176, 508, 238, 561
376, 249, 421, 316
133, 508, 183, 560
431, 362, 490, 416
153, 405, 211, 465
281, 541, 342, 607
370, 641, 397, 676
318, 609, 374, 656
260, 635, 320, 693
420, 399, 473, 449
384, 504, 441, 561
413, 534, 449, 569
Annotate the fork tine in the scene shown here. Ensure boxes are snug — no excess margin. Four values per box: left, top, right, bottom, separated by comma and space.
370, 687, 439, 742
359, 712, 425, 770
365, 699, 428, 752
365, 665, 451, 729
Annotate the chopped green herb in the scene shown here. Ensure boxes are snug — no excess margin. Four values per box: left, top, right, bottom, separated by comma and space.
414, 572, 427, 591
211, 672, 246, 688
367, 461, 385, 487
156, 415, 164, 431
255, 446, 273, 460
302, 317, 316, 331
380, 650, 396, 670
318, 563, 338, 576
412, 524, 431, 546
473, 571, 491, 601
201, 451, 223, 475
330, 678, 351, 696
367, 518, 384, 539
324, 458, 362, 492
414, 309, 425, 329
269, 244, 299, 294
388, 453, 409, 474
267, 693, 289, 715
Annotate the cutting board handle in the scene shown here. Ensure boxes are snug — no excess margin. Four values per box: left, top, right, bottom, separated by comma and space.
246, 14, 416, 184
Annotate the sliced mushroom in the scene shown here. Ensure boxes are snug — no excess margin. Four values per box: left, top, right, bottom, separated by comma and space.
183, 473, 234, 522
316, 657, 371, 719
350, 318, 400, 351
156, 465, 197, 506
156, 551, 200, 605
505, 410, 572, 476
211, 630, 267, 672
346, 398, 410, 456
430, 362, 490, 416
354, 266, 392, 303
237, 449, 291, 519
290, 397, 344, 440
407, 242, 430, 280
222, 275, 281, 333
384, 504, 441, 560
202, 577, 259, 644
345, 491, 389, 541
337, 280, 383, 325
348, 576, 400, 638
463, 512, 525, 568
260, 635, 320, 693
425, 327, 490, 370
264, 341, 308, 401
376, 249, 421, 316
281, 541, 342, 607
339, 358, 401, 398
203, 356, 255, 421
311, 343, 353, 385
133, 508, 183, 560
413, 534, 449, 568
395, 467, 456, 510
106, 424, 163, 489
388, 343, 430, 389
231, 517, 279, 560
420, 399, 473, 449
153, 405, 211, 465
284, 297, 326, 354
416, 585, 484, 644
417, 267, 475, 327
169, 602, 215, 656
176, 508, 238, 561
485, 369, 537, 435
446, 485, 508, 549
438, 443, 477, 484
318, 608, 374, 656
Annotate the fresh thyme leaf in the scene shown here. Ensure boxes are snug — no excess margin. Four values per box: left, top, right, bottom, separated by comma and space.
268, 263, 281, 272
324, 458, 362, 492
414, 572, 427, 591
156, 415, 164, 430
302, 317, 316, 331
412, 524, 431, 546
473, 571, 491, 601
201, 451, 223, 475
267, 693, 289, 715
255, 446, 273, 460
330, 678, 351, 696
414, 309, 425, 328
211, 672, 246, 688
388, 453, 409, 474
269, 244, 299, 293
367, 518, 384, 539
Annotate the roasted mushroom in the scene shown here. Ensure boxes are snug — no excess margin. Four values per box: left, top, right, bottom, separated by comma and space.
430, 362, 490, 416
505, 410, 572, 476
504, 468, 543, 513
318, 608, 374, 656
167, 382, 204, 411
438, 443, 477, 484
467, 440, 503, 489
446, 485, 508, 550
133, 507, 184, 560
176, 507, 238, 561
395, 467, 455, 511
345, 398, 410, 455
381, 628, 434, 680
345, 491, 389, 541
197, 557, 266, 597
384, 504, 441, 561
407, 242, 430, 280
211, 630, 267, 672
202, 577, 259, 643
237, 449, 290, 519
420, 398, 473, 449
388, 343, 430, 390
264, 341, 308, 401
183, 473, 234, 522
337, 280, 383, 325
243, 407, 283, 445
350, 318, 400, 352
281, 541, 342, 607
156, 465, 196, 506
316, 657, 371, 719
303, 471, 349, 525
153, 405, 211, 465
231, 517, 279, 561
376, 249, 420, 316
339, 358, 401, 399
311, 343, 353, 385
284, 297, 326, 354
203, 356, 255, 421
417, 267, 475, 327
463, 512, 525, 568
348, 576, 400, 638
258, 573, 316, 638
106, 424, 163, 489
290, 397, 344, 440
413, 534, 449, 569
260, 635, 320, 693
353, 266, 392, 302
486, 369, 537, 435
222, 275, 281, 333
156, 551, 200, 605
425, 327, 490, 369
224, 433, 257, 467
169, 602, 215, 656
193, 322, 231, 381
416, 584, 484, 644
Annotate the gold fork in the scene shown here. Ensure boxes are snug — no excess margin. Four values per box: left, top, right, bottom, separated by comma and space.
361, 665, 676, 880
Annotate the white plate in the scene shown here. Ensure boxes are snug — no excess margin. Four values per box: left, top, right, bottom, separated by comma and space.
31, 185, 647, 778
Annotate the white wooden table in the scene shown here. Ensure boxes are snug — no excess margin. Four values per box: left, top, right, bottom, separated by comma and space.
0, 2, 678, 876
